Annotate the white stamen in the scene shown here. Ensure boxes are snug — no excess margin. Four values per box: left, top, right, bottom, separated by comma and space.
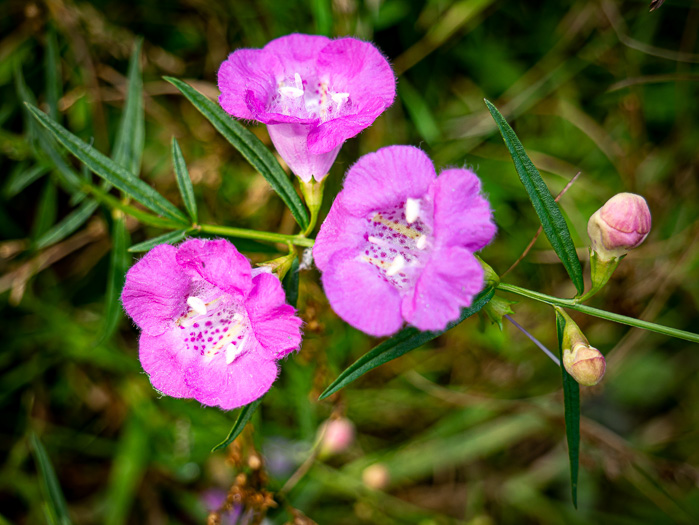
331, 92, 349, 112
294, 72, 303, 90
279, 86, 304, 98
186, 296, 207, 316
405, 198, 420, 224
386, 254, 406, 276
368, 236, 386, 246
225, 343, 244, 364
416, 235, 427, 250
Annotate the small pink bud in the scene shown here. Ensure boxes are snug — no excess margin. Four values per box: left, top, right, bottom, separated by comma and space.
362, 463, 390, 490
317, 418, 355, 457
588, 193, 651, 260
563, 343, 606, 386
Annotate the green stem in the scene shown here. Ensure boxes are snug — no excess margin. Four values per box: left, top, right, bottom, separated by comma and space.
198, 223, 314, 248
497, 282, 699, 344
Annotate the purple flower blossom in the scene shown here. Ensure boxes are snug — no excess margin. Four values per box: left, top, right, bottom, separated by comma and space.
121, 239, 302, 410
313, 146, 496, 337
217, 34, 396, 182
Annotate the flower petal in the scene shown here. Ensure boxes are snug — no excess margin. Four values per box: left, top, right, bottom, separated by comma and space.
121, 244, 190, 336
139, 331, 195, 399
185, 349, 279, 410
430, 168, 496, 251
322, 251, 404, 337
401, 246, 484, 332
313, 194, 366, 272
175, 239, 252, 297
267, 123, 341, 182
307, 97, 387, 154
341, 145, 436, 217
246, 272, 303, 359
264, 33, 331, 69
218, 48, 280, 120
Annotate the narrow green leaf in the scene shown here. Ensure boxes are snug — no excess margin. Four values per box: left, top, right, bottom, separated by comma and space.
45, 25, 61, 121
281, 256, 300, 307
112, 39, 144, 177
4, 163, 48, 197
164, 77, 309, 230
32, 179, 58, 241
212, 397, 263, 452
36, 199, 99, 250
25, 103, 188, 224
555, 310, 580, 508
30, 433, 73, 525
100, 216, 129, 341
82, 181, 182, 229
128, 229, 188, 253
319, 288, 495, 400
485, 99, 584, 295
171, 137, 198, 222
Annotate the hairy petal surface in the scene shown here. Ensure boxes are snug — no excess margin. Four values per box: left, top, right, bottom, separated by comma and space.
121, 244, 190, 337
401, 247, 484, 332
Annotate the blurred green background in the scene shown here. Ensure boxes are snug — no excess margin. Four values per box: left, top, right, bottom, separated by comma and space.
2, 0, 699, 523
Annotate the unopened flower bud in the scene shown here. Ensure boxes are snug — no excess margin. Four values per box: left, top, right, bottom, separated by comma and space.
587, 192, 651, 261
562, 342, 606, 386
317, 418, 355, 457
559, 309, 606, 386
362, 463, 390, 490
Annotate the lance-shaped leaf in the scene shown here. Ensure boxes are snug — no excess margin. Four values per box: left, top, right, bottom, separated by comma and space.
99, 215, 129, 342
319, 288, 495, 400
211, 397, 263, 452
164, 77, 309, 230
25, 103, 188, 224
36, 199, 99, 250
282, 255, 300, 308
112, 38, 145, 178
485, 100, 584, 295
555, 309, 580, 508
171, 137, 198, 223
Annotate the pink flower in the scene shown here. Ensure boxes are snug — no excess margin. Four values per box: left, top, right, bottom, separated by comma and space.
588, 192, 651, 260
121, 239, 302, 410
313, 146, 496, 337
217, 34, 396, 182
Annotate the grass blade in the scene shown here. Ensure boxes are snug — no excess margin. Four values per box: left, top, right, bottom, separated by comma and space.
164, 77, 309, 230
319, 288, 495, 400
100, 215, 129, 341
36, 199, 99, 250
211, 397, 263, 452
4, 163, 48, 197
30, 433, 73, 525
32, 179, 58, 242
485, 99, 584, 295
555, 309, 580, 508
45, 25, 61, 121
25, 103, 188, 224
171, 137, 198, 222
112, 39, 144, 177
128, 229, 188, 253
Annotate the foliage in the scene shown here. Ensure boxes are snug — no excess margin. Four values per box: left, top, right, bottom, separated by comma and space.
1, 1, 699, 524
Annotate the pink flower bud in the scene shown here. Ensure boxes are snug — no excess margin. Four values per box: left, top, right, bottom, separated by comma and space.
587, 193, 651, 260
318, 418, 355, 456
563, 343, 606, 386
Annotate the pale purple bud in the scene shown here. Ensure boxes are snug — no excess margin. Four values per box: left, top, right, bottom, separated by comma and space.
318, 418, 355, 456
588, 193, 651, 260
563, 342, 606, 386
